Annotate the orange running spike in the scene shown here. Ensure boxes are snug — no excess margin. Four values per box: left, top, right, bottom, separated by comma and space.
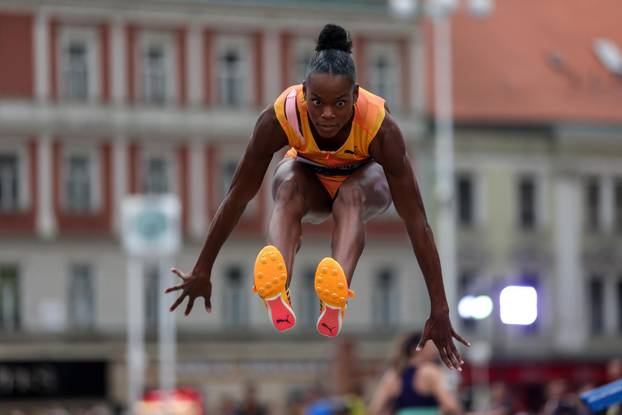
314, 257, 355, 337
253, 245, 296, 332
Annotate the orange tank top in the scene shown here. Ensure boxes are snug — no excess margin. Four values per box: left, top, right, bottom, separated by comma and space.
273, 84, 386, 169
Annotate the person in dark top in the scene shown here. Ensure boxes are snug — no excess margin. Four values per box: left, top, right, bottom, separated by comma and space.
235, 383, 268, 415
369, 332, 462, 415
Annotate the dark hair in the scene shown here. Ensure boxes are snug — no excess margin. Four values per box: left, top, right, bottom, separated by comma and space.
305, 24, 356, 82
390, 331, 422, 373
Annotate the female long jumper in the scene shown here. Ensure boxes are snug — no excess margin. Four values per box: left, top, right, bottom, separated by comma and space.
165, 24, 469, 371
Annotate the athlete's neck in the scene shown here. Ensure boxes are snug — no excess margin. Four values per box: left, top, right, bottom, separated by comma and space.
310, 112, 355, 152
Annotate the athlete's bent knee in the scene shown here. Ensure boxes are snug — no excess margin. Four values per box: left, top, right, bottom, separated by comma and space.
333, 185, 365, 213
274, 178, 306, 211
373, 180, 392, 210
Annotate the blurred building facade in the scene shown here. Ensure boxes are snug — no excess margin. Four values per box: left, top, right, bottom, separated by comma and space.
0, 0, 620, 412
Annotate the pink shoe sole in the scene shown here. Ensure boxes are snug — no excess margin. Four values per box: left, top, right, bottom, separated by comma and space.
316, 305, 342, 337
265, 294, 296, 332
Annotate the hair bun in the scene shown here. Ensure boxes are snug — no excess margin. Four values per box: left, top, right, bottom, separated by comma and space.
316, 24, 353, 53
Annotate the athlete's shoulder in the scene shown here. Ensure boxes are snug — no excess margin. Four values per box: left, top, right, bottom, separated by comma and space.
250, 106, 288, 154
273, 84, 302, 125
256, 105, 284, 133
376, 110, 400, 135
275, 84, 303, 102
358, 86, 385, 102
372, 110, 403, 152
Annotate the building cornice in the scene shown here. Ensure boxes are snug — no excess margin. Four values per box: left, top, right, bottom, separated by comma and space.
0, 0, 416, 35
0, 100, 423, 142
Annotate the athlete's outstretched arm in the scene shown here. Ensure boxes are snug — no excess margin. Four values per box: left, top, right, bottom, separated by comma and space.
370, 114, 470, 370
166, 107, 288, 315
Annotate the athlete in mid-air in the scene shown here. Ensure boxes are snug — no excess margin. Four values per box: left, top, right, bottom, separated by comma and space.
165, 24, 469, 370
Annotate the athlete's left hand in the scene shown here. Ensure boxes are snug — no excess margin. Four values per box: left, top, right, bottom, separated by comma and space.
417, 312, 470, 371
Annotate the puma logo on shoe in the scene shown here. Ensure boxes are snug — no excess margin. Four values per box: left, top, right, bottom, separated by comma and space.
276, 315, 292, 325
321, 322, 335, 335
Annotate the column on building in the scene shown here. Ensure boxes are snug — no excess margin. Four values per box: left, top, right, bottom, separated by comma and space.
189, 139, 206, 240
34, 9, 49, 104
553, 171, 587, 350
112, 135, 128, 235
409, 25, 426, 119
604, 277, 618, 335
262, 28, 281, 105
601, 176, 614, 233
36, 133, 56, 238
33, 10, 55, 237
599, 176, 617, 335
186, 24, 203, 107
110, 18, 126, 105
110, 18, 128, 234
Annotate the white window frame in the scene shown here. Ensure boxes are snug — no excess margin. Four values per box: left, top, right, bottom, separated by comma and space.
136, 31, 178, 105
0, 140, 30, 212
372, 266, 400, 327
456, 169, 485, 228
144, 265, 160, 332
366, 42, 401, 111
222, 264, 248, 327
614, 177, 622, 233
583, 175, 602, 232
67, 262, 96, 330
61, 144, 101, 213
456, 170, 475, 228
514, 172, 545, 230
290, 37, 315, 84
616, 277, 622, 333
215, 35, 253, 108
588, 274, 605, 335
297, 265, 319, 327
574, 159, 622, 233
140, 147, 177, 196
58, 26, 100, 102
0, 264, 20, 331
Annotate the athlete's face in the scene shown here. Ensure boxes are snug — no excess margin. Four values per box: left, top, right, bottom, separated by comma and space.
304, 73, 358, 139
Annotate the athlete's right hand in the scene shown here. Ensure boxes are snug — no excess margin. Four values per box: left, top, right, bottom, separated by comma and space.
165, 267, 212, 315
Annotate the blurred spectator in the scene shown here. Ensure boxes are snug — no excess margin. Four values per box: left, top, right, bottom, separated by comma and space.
304, 383, 333, 415
541, 379, 569, 415
343, 382, 367, 415
286, 389, 307, 415
368, 331, 462, 415
575, 383, 595, 415
608, 358, 622, 381
551, 401, 579, 415
541, 379, 588, 415
235, 383, 268, 415
604, 358, 621, 415
88, 404, 112, 415
332, 398, 351, 415
218, 394, 237, 415
485, 382, 513, 415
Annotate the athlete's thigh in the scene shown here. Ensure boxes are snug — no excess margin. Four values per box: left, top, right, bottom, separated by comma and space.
338, 161, 392, 221
272, 158, 332, 223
